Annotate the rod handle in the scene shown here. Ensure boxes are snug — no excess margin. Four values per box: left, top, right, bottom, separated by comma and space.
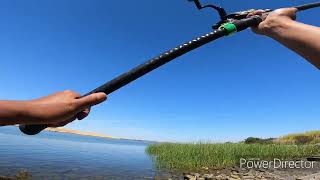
234, 16, 263, 32
19, 124, 48, 135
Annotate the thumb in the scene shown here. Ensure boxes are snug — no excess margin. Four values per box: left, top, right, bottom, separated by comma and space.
75, 93, 107, 109
288, 7, 298, 20
276, 8, 297, 20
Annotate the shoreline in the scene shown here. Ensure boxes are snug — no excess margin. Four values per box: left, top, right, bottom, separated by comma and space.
43, 127, 151, 142
45, 127, 115, 139
179, 163, 320, 180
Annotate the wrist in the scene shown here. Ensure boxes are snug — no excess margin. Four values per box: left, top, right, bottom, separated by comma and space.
19, 101, 35, 124
0, 100, 33, 125
19, 100, 46, 125
11, 101, 35, 124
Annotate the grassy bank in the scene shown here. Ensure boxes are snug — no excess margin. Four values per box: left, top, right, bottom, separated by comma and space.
146, 143, 320, 171
276, 131, 320, 145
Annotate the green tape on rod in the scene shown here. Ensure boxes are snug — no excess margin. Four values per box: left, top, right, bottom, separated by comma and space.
220, 23, 237, 35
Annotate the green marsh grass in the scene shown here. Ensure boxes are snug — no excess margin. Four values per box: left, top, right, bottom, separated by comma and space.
146, 143, 320, 171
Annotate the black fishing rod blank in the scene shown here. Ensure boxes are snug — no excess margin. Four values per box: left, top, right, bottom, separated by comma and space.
295, 2, 320, 11
19, 1, 320, 135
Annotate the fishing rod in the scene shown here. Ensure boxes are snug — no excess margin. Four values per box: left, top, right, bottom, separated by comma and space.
19, 1, 320, 135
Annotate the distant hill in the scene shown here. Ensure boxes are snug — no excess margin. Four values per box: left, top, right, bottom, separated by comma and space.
44, 127, 154, 143
45, 127, 114, 139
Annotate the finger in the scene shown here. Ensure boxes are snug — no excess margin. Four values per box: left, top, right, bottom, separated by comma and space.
75, 93, 107, 109
63, 90, 81, 98
260, 13, 269, 21
253, 9, 265, 15
247, 9, 265, 17
76, 108, 90, 120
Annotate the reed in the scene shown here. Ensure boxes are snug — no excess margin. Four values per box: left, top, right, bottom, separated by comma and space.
146, 143, 320, 171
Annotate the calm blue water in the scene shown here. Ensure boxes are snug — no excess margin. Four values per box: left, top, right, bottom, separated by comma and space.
0, 126, 158, 180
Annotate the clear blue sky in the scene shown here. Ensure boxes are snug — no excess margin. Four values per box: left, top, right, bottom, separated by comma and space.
0, 0, 319, 142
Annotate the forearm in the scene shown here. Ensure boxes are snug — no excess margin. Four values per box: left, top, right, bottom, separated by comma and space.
0, 101, 31, 126
267, 19, 320, 68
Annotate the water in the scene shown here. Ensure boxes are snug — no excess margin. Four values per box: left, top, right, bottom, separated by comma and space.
0, 126, 158, 180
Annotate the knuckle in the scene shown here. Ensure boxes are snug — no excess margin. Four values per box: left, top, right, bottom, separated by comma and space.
64, 90, 80, 97
64, 90, 74, 95
264, 16, 278, 27
67, 101, 77, 111
272, 9, 284, 16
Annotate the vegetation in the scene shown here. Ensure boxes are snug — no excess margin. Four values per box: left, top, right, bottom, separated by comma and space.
244, 137, 275, 144
276, 130, 320, 145
146, 143, 320, 171
146, 130, 320, 171
0, 170, 32, 180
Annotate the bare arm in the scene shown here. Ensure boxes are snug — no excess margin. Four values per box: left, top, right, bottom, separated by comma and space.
0, 101, 28, 125
251, 8, 320, 69
0, 91, 107, 127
